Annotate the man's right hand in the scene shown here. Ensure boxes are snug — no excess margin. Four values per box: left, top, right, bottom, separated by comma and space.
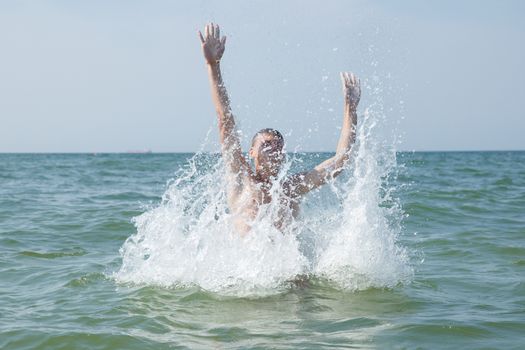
199, 23, 226, 66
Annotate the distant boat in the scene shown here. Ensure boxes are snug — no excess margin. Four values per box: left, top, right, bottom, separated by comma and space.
125, 149, 152, 154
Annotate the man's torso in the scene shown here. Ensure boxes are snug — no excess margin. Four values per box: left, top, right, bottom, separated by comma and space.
229, 175, 301, 233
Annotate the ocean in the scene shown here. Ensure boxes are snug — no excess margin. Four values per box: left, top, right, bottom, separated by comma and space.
1, 150, 524, 349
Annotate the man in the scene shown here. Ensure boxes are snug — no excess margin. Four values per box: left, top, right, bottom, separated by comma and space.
198, 23, 361, 233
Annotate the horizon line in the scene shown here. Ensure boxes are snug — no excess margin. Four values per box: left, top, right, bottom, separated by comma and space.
1, 149, 524, 154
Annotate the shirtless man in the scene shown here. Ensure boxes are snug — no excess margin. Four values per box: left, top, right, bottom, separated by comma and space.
198, 23, 361, 233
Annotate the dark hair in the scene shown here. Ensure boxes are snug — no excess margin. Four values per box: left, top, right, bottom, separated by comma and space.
251, 128, 284, 149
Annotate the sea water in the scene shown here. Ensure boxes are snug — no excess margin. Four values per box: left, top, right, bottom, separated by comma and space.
1, 151, 525, 348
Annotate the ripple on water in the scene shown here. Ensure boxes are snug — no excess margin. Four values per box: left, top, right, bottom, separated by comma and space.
512, 259, 525, 266
493, 176, 513, 186
1, 330, 162, 350
18, 247, 87, 259
387, 322, 495, 347
64, 272, 108, 288
0, 237, 21, 248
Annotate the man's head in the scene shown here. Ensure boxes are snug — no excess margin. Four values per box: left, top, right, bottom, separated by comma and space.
249, 128, 285, 178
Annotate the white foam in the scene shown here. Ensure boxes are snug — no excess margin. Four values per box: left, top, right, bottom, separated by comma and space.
115, 109, 412, 296
313, 110, 412, 290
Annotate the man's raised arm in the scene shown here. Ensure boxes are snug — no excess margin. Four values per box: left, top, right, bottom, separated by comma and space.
199, 23, 250, 180
291, 72, 361, 195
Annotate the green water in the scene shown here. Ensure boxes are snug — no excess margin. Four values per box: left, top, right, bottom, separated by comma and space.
1, 152, 524, 349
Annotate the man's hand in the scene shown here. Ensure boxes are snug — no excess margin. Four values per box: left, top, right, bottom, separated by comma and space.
199, 23, 226, 66
341, 72, 361, 110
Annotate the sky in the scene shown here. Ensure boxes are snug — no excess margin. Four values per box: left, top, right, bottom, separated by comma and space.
0, 0, 524, 152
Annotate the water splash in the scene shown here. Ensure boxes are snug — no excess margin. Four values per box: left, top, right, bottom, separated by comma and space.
313, 109, 412, 290
115, 110, 412, 296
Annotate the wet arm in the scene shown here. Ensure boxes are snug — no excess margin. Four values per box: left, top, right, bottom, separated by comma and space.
293, 72, 360, 195
206, 63, 248, 172
200, 23, 250, 179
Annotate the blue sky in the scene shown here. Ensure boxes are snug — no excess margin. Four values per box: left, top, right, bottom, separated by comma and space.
1, 0, 524, 152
